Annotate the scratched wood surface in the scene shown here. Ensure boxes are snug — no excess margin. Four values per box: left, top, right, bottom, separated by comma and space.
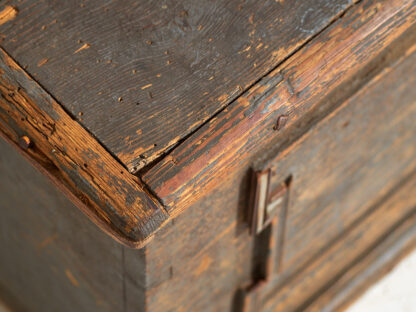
0, 48, 167, 246
0, 137, 146, 312
142, 34, 416, 312
270, 45, 416, 273
0, 0, 415, 311
0, 0, 412, 250
259, 173, 416, 312
143, 0, 416, 216
144, 178, 254, 312
305, 211, 416, 312
0, 0, 355, 172
143, 171, 416, 311
240, 45, 416, 311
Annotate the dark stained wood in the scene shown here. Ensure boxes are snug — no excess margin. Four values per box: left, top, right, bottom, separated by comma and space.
143, 0, 416, 219
239, 45, 416, 310
144, 177, 254, 312
141, 166, 416, 312
0, 0, 413, 251
138, 3, 416, 309
269, 45, 416, 273
259, 172, 416, 312
0, 0, 355, 172
0, 48, 167, 246
141, 34, 416, 311
0, 0, 415, 311
0, 136, 146, 312
305, 212, 416, 312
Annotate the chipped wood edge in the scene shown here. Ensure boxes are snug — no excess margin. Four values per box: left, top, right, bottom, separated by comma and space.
0, 131, 159, 249
143, 0, 416, 215
0, 6, 18, 26
121, 0, 358, 174
0, 47, 169, 248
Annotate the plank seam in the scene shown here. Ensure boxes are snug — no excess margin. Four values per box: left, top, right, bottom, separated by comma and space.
136, 0, 362, 175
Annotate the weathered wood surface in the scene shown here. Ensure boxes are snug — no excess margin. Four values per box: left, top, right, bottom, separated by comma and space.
142, 3, 416, 309
143, 167, 416, 312
0, 48, 167, 246
259, 172, 416, 312
239, 44, 416, 311
269, 44, 416, 272
0, 0, 414, 252
0, 0, 414, 311
0, 136, 146, 312
145, 175, 254, 312
0, 0, 355, 172
143, 0, 416, 217
305, 209, 416, 312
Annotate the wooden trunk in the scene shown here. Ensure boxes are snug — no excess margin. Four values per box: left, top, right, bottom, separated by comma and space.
0, 0, 415, 311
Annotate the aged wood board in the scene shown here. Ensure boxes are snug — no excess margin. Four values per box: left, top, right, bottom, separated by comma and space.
0, 0, 415, 248
143, 0, 416, 215
0, 0, 355, 172
271, 43, 416, 272
245, 44, 416, 312
0, 136, 146, 312
260, 174, 416, 312
0, 48, 167, 246
142, 36, 416, 312
0, 0, 415, 311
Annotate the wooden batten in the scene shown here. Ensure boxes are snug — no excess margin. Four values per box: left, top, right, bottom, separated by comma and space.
0, 0, 415, 250
0, 48, 168, 248
143, 0, 416, 217
0, 0, 357, 174
0, 0, 415, 310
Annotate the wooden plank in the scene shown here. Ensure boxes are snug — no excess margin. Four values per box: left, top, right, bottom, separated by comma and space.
269, 45, 416, 271
143, 41, 416, 308
0, 48, 167, 247
141, 2, 416, 308
304, 215, 416, 312
143, 0, 416, 218
123, 246, 148, 312
0, 0, 354, 172
258, 172, 416, 312
141, 167, 416, 312
0, 137, 145, 312
240, 42, 416, 311
144, 172, 255, 312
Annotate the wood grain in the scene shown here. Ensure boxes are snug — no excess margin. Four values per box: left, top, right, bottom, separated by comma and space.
0, 137, 146, 312
143, 0, 416, 218
0, 0, 354, 172
269, 45, 416, 272
141, 166, 416, 312
144, 173, 254, 312
239, 40, 416, 312
259, 172, 416, 312
139, 2, 416, 310
304, 213, 416, 312
0, 48, 168, 246
0, 0, 415, 311
0, 6, 17, 26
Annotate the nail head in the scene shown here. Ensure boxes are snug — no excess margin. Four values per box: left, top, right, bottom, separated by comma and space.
19, 136, 32, 150
274, 115, 288, 131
